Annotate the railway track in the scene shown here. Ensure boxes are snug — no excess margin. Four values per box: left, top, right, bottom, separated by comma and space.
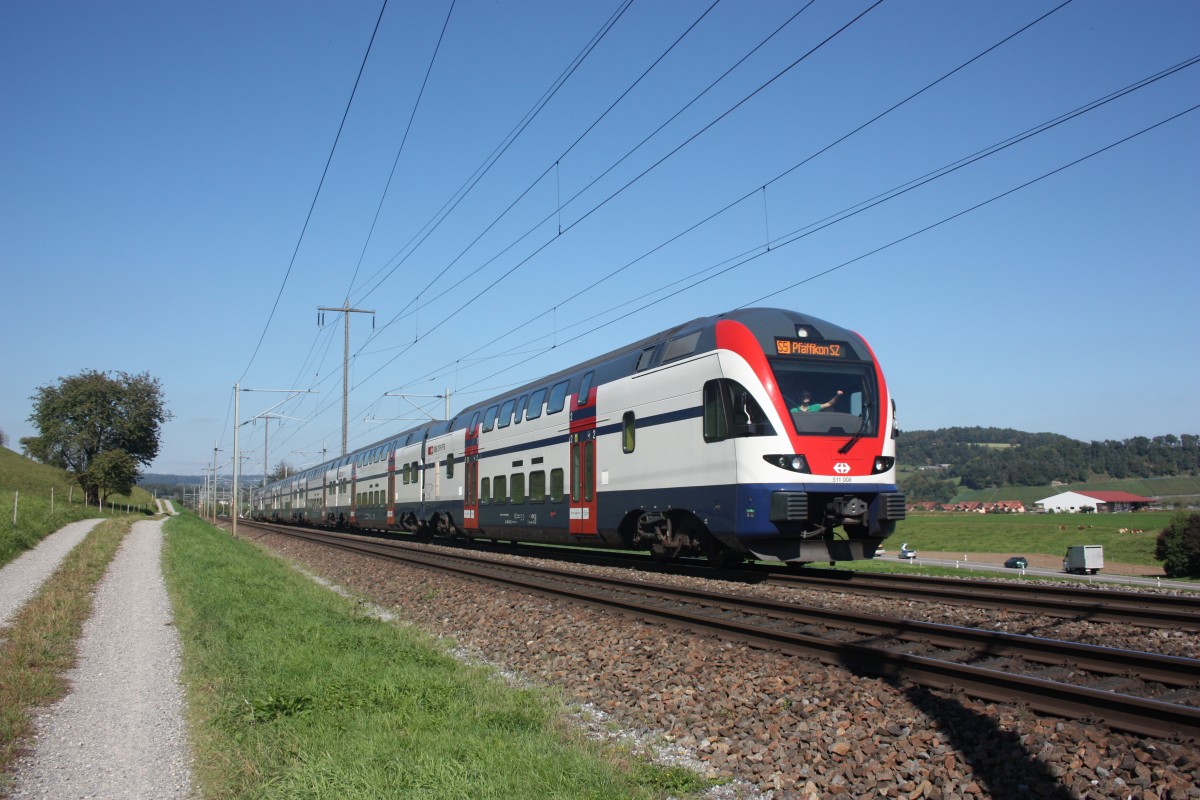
262, 522, 1200, 632
245, 521, 1200, 741
763, 568, 1200, 633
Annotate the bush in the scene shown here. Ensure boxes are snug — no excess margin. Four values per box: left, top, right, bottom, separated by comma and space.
1154, 511, 1200, 578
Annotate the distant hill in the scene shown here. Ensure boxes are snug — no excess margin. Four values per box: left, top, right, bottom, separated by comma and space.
898, 428, 1200, 505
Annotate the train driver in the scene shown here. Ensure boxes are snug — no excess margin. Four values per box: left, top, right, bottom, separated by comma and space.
791, 388, 843, 413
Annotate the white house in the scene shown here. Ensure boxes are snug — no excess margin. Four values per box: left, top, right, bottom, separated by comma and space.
1035, 491, 1153, 513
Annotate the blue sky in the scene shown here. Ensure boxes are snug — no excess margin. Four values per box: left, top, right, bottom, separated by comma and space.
2, 0, 1197, 478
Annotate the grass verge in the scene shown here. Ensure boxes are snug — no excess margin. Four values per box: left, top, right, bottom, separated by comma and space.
0, 518, 128, 779
163, 512, 709, 799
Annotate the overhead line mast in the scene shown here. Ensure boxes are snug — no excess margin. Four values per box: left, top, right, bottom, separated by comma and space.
319, 300, 375, 456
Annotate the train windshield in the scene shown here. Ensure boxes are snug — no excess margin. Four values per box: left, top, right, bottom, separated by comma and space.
770, 359, 879, 437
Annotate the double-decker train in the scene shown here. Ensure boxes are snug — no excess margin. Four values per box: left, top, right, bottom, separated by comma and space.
250, 308, 904, 566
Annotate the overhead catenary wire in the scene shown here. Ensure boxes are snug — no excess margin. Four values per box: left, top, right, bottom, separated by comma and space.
241, 4, 1193, 462
342, 0, 1072, 386
236, 0, 391, 385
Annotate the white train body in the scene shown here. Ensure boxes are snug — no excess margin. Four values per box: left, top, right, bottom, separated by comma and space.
253, 308, 904, 564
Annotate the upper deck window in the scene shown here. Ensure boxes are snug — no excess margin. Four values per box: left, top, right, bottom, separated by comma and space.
547, 381, 569, 414
526, 388, 547, 420
577, 371, 594, 407
497, 398, 516, 428
662, 332, 700, 363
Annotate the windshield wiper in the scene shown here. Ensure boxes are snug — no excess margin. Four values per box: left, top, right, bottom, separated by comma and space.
838, 404, 871, 455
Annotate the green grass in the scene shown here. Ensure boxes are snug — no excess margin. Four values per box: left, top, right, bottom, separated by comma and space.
0, 446, 157, 567
0, 518, 129, 780
163, 512, 709, 800
887, 511, 1176, 566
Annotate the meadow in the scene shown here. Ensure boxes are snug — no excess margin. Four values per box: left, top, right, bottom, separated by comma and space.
0, 447, 156, 567
885, 510, 1175, 567
163, 512, 708, 799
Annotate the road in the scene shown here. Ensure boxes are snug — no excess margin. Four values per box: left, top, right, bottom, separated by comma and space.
874, 553, 1195, 591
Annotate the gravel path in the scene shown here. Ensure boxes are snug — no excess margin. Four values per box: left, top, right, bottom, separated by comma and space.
6, 518, 194, 800
0, 519, 103, 629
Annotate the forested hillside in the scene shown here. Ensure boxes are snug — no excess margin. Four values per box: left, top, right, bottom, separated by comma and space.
899, 428, 1200, 491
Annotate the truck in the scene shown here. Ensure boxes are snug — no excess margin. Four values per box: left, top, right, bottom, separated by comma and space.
1063, 544, 1104, 575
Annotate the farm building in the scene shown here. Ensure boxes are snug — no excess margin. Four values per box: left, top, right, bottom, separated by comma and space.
1034, 490, 1153, 513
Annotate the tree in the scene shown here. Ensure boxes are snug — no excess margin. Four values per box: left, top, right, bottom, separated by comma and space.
89, 448, 139, 505
22, 370, 172, 504
900, 470, 957, 503
0, 427, 7, 448
266, 461, 295, 483
1154, 512, 1200, 578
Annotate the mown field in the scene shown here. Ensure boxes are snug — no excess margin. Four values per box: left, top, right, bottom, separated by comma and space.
885, 510, 1175, 566
164, 512, 708, 799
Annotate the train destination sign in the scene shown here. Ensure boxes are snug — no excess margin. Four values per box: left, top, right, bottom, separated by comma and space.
774, 338, 850, 358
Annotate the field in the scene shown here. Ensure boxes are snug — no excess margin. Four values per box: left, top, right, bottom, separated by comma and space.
163, 512, 707, 799
887, 510, 1174, 567
0, 447, 157, 567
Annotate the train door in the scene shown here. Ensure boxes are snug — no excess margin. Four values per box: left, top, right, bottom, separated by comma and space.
464, 423, 480, 530
386, 451, 396, 527
349, 463, 358, 526
569, 373, 598, 536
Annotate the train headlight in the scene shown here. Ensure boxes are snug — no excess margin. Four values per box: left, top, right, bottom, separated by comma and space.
765, 454, 810, 473
871, 456, 895, 474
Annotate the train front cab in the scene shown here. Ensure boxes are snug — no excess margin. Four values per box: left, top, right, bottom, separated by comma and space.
711, 317, 905, 563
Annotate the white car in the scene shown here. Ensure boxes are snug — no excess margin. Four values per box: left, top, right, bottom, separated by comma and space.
899, 544, 917, 559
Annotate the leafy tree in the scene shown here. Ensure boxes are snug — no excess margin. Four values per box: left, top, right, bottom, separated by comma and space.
89, 448, 139, 504
21, 370, 171, 504
0, 427, 7, 448
900, 470, 957, 503
1154, 512, 1200, 578
267, 461, 295, 483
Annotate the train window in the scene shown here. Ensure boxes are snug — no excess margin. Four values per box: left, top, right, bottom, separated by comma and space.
703, 379, 774, 442
622, 411, 636, 453
483, 404, 500, 431
480, 477, 490, 505
515, 394, 528, 424
550, 468, 565, 503
570, 447, 580, 503
636, 346, 656, 371
547, 381, 569, 414
510, 473, 525, 504
771, 360, 878, 438
526, 388, 546, 420
497, 398, 516, 428
577, 372, 594, 407
493, 475, 507, 505
469, 411, 480, 433
703, 380, 730, 441
446, 452, 455, 479
584, 441, 595, 502
529, 470, 546, 503
662, 332, 700, 362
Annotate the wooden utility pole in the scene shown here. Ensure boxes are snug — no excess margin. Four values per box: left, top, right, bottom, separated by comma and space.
318, 300, 374, 456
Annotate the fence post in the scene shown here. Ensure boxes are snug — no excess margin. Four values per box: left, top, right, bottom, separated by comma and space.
12, 491, 17, 527
51, 486, 55, 514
